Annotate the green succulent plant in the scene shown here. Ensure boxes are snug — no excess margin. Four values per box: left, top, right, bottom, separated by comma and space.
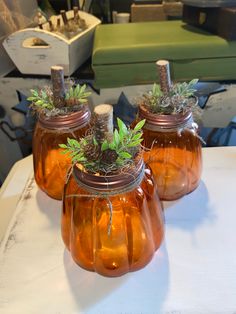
59, 118, 145, 174
65, 84, 91, 106
171, 79, 199, 98
143, 79, 198, 114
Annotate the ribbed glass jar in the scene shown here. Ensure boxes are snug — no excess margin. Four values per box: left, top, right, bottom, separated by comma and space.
139, 104, 202, 201
62, 160, 164, 277
33, 107, 91, 200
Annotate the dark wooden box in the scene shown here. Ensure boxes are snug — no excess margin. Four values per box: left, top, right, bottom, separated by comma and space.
183, 5, 236, 40
218, 8, 236, 40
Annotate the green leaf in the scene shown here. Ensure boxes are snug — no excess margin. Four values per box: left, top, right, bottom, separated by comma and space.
127, 139, 142, 147
78, 99, 87, 104
81, 92, 91, 98
67, 138, 80, 148
30, 89, 38, 97
81, 138, 88, 146
132, 132, 143, 141
59, 144, 68, 149
117, 118, 128, 137
116, 157, 125, 165
69, 87, 73, 97
27, 97, 36, 101
41, 90, 47, 99
78, 157, 87, 162
93, 137, 98, 146
152, 83, 163, 98
189, 78, 198, 86
60, 149, 70, 154
75, 85, 80, 97
101, 140, 109, 151
109, 142, 116, 150
134, 119, 146, 131
36, 100, 44, 105
80, 84, 86, 95
119, 151, 132, 159
113, 129, 120, 146
72, 155, 86, 163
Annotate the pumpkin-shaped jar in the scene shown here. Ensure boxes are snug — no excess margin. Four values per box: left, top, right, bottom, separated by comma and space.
62, 159, 164, 277
139, 104, 202, 201
33, 107, 91, 200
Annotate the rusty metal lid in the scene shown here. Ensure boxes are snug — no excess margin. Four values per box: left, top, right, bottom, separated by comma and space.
139, 104, 192, 129
38, 106, 91, 129
73, 158, 144, 192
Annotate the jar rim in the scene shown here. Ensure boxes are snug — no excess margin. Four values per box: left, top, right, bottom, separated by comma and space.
139, 97, 197, 129
73, 158, 144, 192
38, 106, 91, 129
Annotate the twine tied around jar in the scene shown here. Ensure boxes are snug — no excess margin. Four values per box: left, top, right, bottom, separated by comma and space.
142, 110, 206, 145
178, 121, 206, 144
65, 162, 145, 236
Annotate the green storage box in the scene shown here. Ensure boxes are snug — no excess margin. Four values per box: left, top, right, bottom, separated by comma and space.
92, 20, 236, 88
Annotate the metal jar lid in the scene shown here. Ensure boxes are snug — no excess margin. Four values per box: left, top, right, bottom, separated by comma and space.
73, 158, 145, 193
38, 106, 91, 130
139, 104, 193, 129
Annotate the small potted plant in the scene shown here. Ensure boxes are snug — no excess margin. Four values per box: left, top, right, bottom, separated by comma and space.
60, 104, 164, 277
28, 65, 91, 200
137, 60, 202, 201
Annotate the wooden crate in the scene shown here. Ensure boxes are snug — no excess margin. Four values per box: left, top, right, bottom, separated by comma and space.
131, 4, 167, 22
217, 8, 236, 40
163, 2, 183, 17
3, 11, 100, 76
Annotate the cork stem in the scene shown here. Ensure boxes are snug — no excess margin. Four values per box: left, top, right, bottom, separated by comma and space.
156, 60, 172, 94
51, 65, 65, 108
94, 104, 113, 143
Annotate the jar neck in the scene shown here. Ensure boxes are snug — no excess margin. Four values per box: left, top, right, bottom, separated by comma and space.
38, 106, 91, 130
139, 104, 193, 131
73, 159, 145, 196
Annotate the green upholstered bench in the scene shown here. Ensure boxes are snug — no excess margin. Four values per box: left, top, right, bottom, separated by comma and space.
92, 20, 236, 88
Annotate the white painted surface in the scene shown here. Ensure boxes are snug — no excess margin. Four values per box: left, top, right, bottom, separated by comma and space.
0, 155, 32, 244
0, 147, 236, 313
3, 11, 101, 76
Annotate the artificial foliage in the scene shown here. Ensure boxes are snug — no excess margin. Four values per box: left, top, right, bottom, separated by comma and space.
59, 118, 145, 174
140, 79, 198, 114
65, 84, 91, 106
27, 83, 91, 115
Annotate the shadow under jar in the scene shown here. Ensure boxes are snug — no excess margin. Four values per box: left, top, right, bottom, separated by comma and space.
62, 160, 164, 277
33, 107, 91, 200
139, 105, 202, 201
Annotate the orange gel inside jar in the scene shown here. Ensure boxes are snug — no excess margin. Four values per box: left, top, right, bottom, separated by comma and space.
33, 108, 91, 200
139, 105, 202, 201
62, 160, 164, 277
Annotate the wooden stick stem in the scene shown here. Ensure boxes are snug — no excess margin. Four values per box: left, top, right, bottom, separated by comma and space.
94, 104, 113, 143
156, 60, 172, 94
51, 65, 65, 108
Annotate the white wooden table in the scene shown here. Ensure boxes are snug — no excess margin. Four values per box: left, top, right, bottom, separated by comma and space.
0, 147, 236, 314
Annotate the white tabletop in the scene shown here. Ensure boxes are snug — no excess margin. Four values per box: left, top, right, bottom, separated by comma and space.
0, 147, 236, 314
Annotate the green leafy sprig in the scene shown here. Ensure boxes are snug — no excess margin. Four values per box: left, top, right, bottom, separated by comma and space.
59, 118, 145, 174
27, 88, 54, 110
27, 83, 91, 114
100, 118, 145, 165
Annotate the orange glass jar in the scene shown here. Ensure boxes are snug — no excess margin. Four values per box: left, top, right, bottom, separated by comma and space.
139, 105, 202, 201
33, 108, 91, 200
62, 160, 164, 277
